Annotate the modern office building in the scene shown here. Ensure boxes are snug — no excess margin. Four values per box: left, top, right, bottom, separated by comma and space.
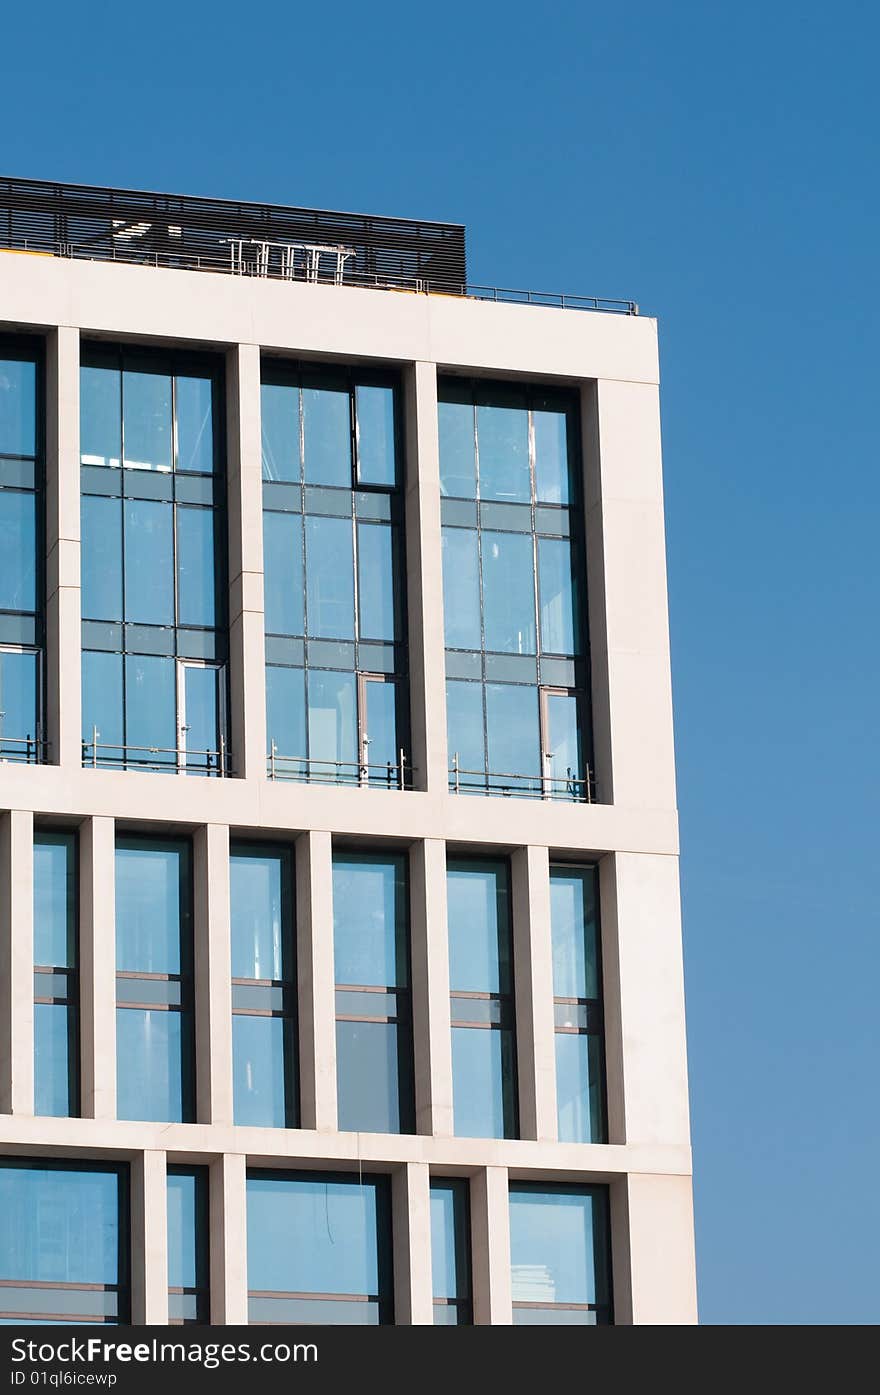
0, 175, 696, 1326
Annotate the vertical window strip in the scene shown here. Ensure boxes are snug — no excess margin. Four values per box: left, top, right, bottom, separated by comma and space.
550, 865, 606, 1145
32, 830, 79, 1118
167, 1166, 209, 1324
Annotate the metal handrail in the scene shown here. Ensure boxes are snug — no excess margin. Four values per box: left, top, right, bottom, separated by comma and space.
0, 733, 47, 764
449, 752, 594, 802
0, 237, 638, 315
267, 742, 410, 790
82, 729, 229, 776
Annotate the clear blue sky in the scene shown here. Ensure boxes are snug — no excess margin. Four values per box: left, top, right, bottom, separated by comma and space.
4, 0, 877, 1324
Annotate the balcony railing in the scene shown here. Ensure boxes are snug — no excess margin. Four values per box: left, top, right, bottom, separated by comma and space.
0, 734, 46, 765
449, 754, 594, 802
267, 744, 410, 790
81, 731, 229, 776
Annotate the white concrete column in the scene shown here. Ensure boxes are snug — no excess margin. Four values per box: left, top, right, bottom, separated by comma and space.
511, 845, 557, 1142
582, 378, 677, 810
194, 824, 233, 1125
470, 1165, 512, 1325
226, 343, 266, 781
410, 838, 454, 1137
0, 810, 34, 1114
79, 815, 116, 1120
611, 1173, 698, 1324
131, 1150, 169, 1325
45, 325, 81, 769
392, 1162, 433, 1324
295, 830, 337, 1132
404, 361, 447, 793
209, 1152, 248, 1324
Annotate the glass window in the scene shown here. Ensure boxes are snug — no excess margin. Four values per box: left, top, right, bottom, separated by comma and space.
81, 496, 123, 621
261, 382, 300, 483
538, 537, 579, 656
485, 683, 541, 792
115, 838, 193, 1123
481, 531, 536, 655
476, 403, 529, 502
534, 408, 571, 505
445, 680, 485, 791
263, 512, 303, 635
551, 867, 605, 1144
302, 387, 351, 486
167, 1168, 208, 1324
357, 523, 396, 642
33, 832, 78, 1119
123, 499, 174, 626
544, 691, 585, 797
355, 385, 396, 487
124, 654, 176, 764
447, 859, 517, 1139
231, 845, 297, 1128
307, 668, 357, 778
175, 376, 214, 475
81, 651, 123, 760
0, 1161, 128, 1324
439, 399, 476, 499
441, 527, 481, 651
80, 364, 121, 467
0, 357, 36, 459
333, 853, 413, 1134
177, 506, 216, 628
123, 368, 172, 471
305, 515, 355, 640
180, 664, 222, 773
265, 665, 306, 770
363, 678, 399, 786
430, 1180, 472, 1324
509, 1185, 611, 1324
0, 648, 39, 759
246, 1172, 393, 1324
0, 490, 36, 612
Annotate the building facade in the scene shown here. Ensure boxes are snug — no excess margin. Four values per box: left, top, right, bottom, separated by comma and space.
0, 178, 696, 1326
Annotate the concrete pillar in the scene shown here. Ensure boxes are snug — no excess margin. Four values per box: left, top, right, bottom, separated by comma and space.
79, 815, 116, 1120
404, 361, 447, 793
45, 325, 81, 769
194, 824, 233, 1125
226, 343, 266, 781
0, 810, 34, 1114
582, 378, 676, 810
131, 1150, 168, 1325
511, 845, 557, 1142
471, 1165, 512, 1325
392, 1162, 433, 1324
410, 838, 454, 1137
611, 1173, 697, 1324
295, 830, 337, 1132
209, 1152, 248, 1324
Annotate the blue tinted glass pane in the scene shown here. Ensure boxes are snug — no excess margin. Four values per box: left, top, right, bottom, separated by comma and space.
509, 1189, 601, 1306
534, 410, 570, 504
177, 507, 216, 627
261, 384, 300, 483
123, 370, 172, 471
307, 669, 356, 771
117, 1008, 185, 1122
538, 538, 579, 655
305, 516, 354, 639
512, 1307, 597, 1325
82, 651, 123, 754
546, 692, 584, 792
447, 862, 509, 994
183, 666, 219, 769
550, 869, 598, 1000
247, 1295, 382, 1324
34, 835, 76, 967
333, 856, 406, 987
167, 1171, 200, 1290
0, 1165, 120, 1285
445, 680, 484, 782
357, 523, 396, 642
476, 405, 529, 502
430, 1183, 469, 1300
265, 665, 306, 761
364, 681, 397, 784
0, 491, 36, 612
441, 528, 481, 649
0, 359, 36, 458
175, 376, 214, 474
124, 500, 174, 625
0, 649, 38, 753
246, 1175, 381, 1296
124, 654, 176, 763
356, 385, 396, 486
302, 388, 351, 486
115, 841, 186, 974
233, 1015, 290, 1127
481, 532, 535, 654
263, 512, 303, 635
439, 401, 476, 498
485, 683, 541, 786
556, 1034, 603, 1144
81, 495, 122, 621
231, 852, 285, 980
336, 1020, 403, 1134
80, 365, 121, 467
34, 1004, 75, 1117
451, 1027, 509, 1138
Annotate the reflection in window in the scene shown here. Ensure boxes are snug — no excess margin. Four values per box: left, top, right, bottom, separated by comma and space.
80, 344, 228, 775
0, 341, 42, 763
231, 844, 298, 1128
440, 379, 592, 802
167, 1167, 209, 1324
447, 859, 517, 1139
246, 1171, 393, 1324
550, 867, 606, 1144
33, 832, 78, 1118
262, 366, 409, 790
431, 1180, 472, 1324
333, 853, 413, 1135
509, 1184, 612, 1324
115, 837, 194, 1123
0, 1160, 128, 1324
